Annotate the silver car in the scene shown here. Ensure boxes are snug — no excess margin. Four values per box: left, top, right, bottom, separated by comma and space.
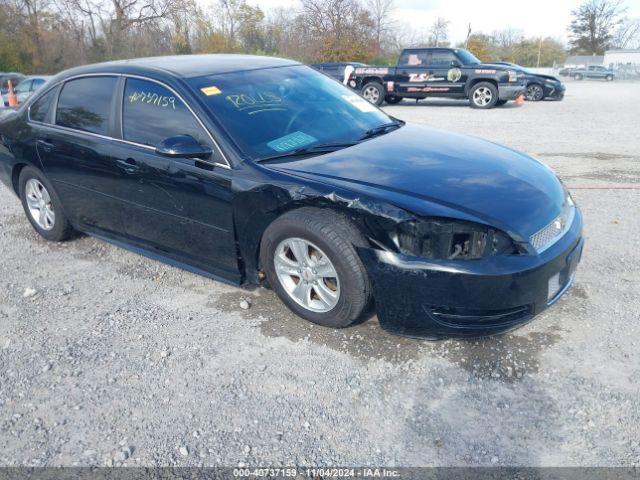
2, 75, 51, 106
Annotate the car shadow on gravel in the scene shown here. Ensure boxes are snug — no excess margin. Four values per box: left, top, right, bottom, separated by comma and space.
212, 287, 564, 383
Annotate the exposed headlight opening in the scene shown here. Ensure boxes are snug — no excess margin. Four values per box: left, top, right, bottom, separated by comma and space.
392, 218, 522, 260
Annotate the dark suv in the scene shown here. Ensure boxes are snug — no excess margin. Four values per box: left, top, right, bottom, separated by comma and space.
348, 48, 526, 108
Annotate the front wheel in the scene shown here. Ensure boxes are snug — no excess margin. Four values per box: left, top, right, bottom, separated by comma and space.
469, 82, 499, 109
605, 74, 614, 81
574, 73, 584, 80
384, 95, 403, 105
260, 208, 372, 328
19, 166, 75, 242
361, 82, 384, 106
526, 83, 544, 101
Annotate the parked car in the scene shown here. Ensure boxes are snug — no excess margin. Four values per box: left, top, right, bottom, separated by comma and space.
348, 47, 526, 108
571, 65, 615, 81
311, 62, 367, 82
0, 55, 583, 338
0, 72, 25, 98
493, 62, 565, 101
2, 75, 51, 106
558, 67, 574, 77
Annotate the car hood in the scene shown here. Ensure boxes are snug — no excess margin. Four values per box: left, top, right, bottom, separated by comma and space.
533, 73, 561, 82
266, 124, 565, 240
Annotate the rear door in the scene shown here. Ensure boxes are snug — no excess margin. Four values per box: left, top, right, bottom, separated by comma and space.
396, 50, 431, 96
34, 75, 125, 234
111, 76, 238, 277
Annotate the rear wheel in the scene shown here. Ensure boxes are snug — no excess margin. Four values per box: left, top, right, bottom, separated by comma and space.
526, 83, 544, 101
384, 95, 403, 105
18, 166, 75, 242
260, 208, 372, 328
361, 82, 384, 106
469, 82, 498, 109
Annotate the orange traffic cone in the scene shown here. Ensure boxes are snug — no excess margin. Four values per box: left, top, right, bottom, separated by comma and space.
7, 79, 18, 107
514, 94, 525, 106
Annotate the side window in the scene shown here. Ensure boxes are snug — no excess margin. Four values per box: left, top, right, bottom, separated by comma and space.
29, 88, 56, 123
31, 79, 46, 91
428, 51, 457, 68
122, 78, 209, 148
15, 80, 32, 94
399, 51, 429, 67
56, 76, 117, 135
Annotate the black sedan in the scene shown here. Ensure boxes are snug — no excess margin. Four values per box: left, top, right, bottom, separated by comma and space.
494, 62, 565, 101
0, 55, 583, 338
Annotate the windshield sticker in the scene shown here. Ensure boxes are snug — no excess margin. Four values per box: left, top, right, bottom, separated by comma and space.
267, 131, 317, 153
225, 92, 282, 112
128, 91, 176, 109
342, 94, 377, 113
201, 86, 222, 96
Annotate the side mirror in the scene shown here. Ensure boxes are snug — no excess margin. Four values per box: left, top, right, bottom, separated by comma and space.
451, 60, 462, 68
155, 135, 212, 160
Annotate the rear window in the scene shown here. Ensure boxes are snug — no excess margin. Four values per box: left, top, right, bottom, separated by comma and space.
56, 76, 117, 135
29, 88, 56, 123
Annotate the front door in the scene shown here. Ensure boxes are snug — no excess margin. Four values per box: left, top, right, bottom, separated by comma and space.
36, 76, 125, 234
112, 76, 238, 277
427, 49, 469, 97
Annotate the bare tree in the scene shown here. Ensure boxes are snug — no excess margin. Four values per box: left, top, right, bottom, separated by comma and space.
569, 0, 626, 54
612, 17, 640, 49
427, 17, 449, 47
365, 0, 394, 51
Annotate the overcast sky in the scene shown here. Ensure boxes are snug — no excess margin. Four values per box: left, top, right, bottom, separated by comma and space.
253, 0, 640, 45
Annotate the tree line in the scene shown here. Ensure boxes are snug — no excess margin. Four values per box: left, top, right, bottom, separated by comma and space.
1, 0, 638, 74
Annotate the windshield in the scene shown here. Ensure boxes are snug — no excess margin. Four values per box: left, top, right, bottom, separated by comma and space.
456, 49, 481, 65
188, 65, 393, 160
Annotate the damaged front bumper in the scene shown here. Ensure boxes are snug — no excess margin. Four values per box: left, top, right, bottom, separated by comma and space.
358, 209, 583, 339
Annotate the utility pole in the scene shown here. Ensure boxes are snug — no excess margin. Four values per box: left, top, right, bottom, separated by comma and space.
536, 36, 543, 68
465, 23, 472, 48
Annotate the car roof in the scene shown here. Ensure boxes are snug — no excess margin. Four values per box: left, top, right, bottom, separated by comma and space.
55, 54, 301, 81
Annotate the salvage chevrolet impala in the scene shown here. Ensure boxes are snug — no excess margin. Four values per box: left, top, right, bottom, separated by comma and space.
0, 55, 583, 338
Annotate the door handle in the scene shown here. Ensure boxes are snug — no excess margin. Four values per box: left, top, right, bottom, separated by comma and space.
116, 157, 140, 173
37, 139, 54, 152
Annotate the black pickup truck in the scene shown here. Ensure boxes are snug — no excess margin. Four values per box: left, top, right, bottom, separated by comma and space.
348, 48, 526, 109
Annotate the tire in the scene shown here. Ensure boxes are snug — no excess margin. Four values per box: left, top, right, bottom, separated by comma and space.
469, 82, 499, 109
605, 74, 614, 81
495, 100, 508, 106
260, 208, 372, 328
19, 165, 75, 242
384, 95, 403, 105
574, 73, 584, 80
361, 82, 384, 106
526, 83, 544, 101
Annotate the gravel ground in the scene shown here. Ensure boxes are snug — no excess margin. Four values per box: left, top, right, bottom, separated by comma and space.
0, 80, 639, 468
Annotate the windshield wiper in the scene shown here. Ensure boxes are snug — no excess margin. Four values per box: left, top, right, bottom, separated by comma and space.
359, 121, 404, 141
256, 141, 359, 163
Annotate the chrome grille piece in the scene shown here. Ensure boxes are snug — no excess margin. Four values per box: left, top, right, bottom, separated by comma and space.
530, 203, 575, 253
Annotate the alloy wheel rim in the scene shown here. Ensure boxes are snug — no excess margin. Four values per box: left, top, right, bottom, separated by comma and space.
363, 86, 380, 103
527, 85, 543, 101
274, 237, 340, 313
473, 87, 492, 106
25, 178, 55, 231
